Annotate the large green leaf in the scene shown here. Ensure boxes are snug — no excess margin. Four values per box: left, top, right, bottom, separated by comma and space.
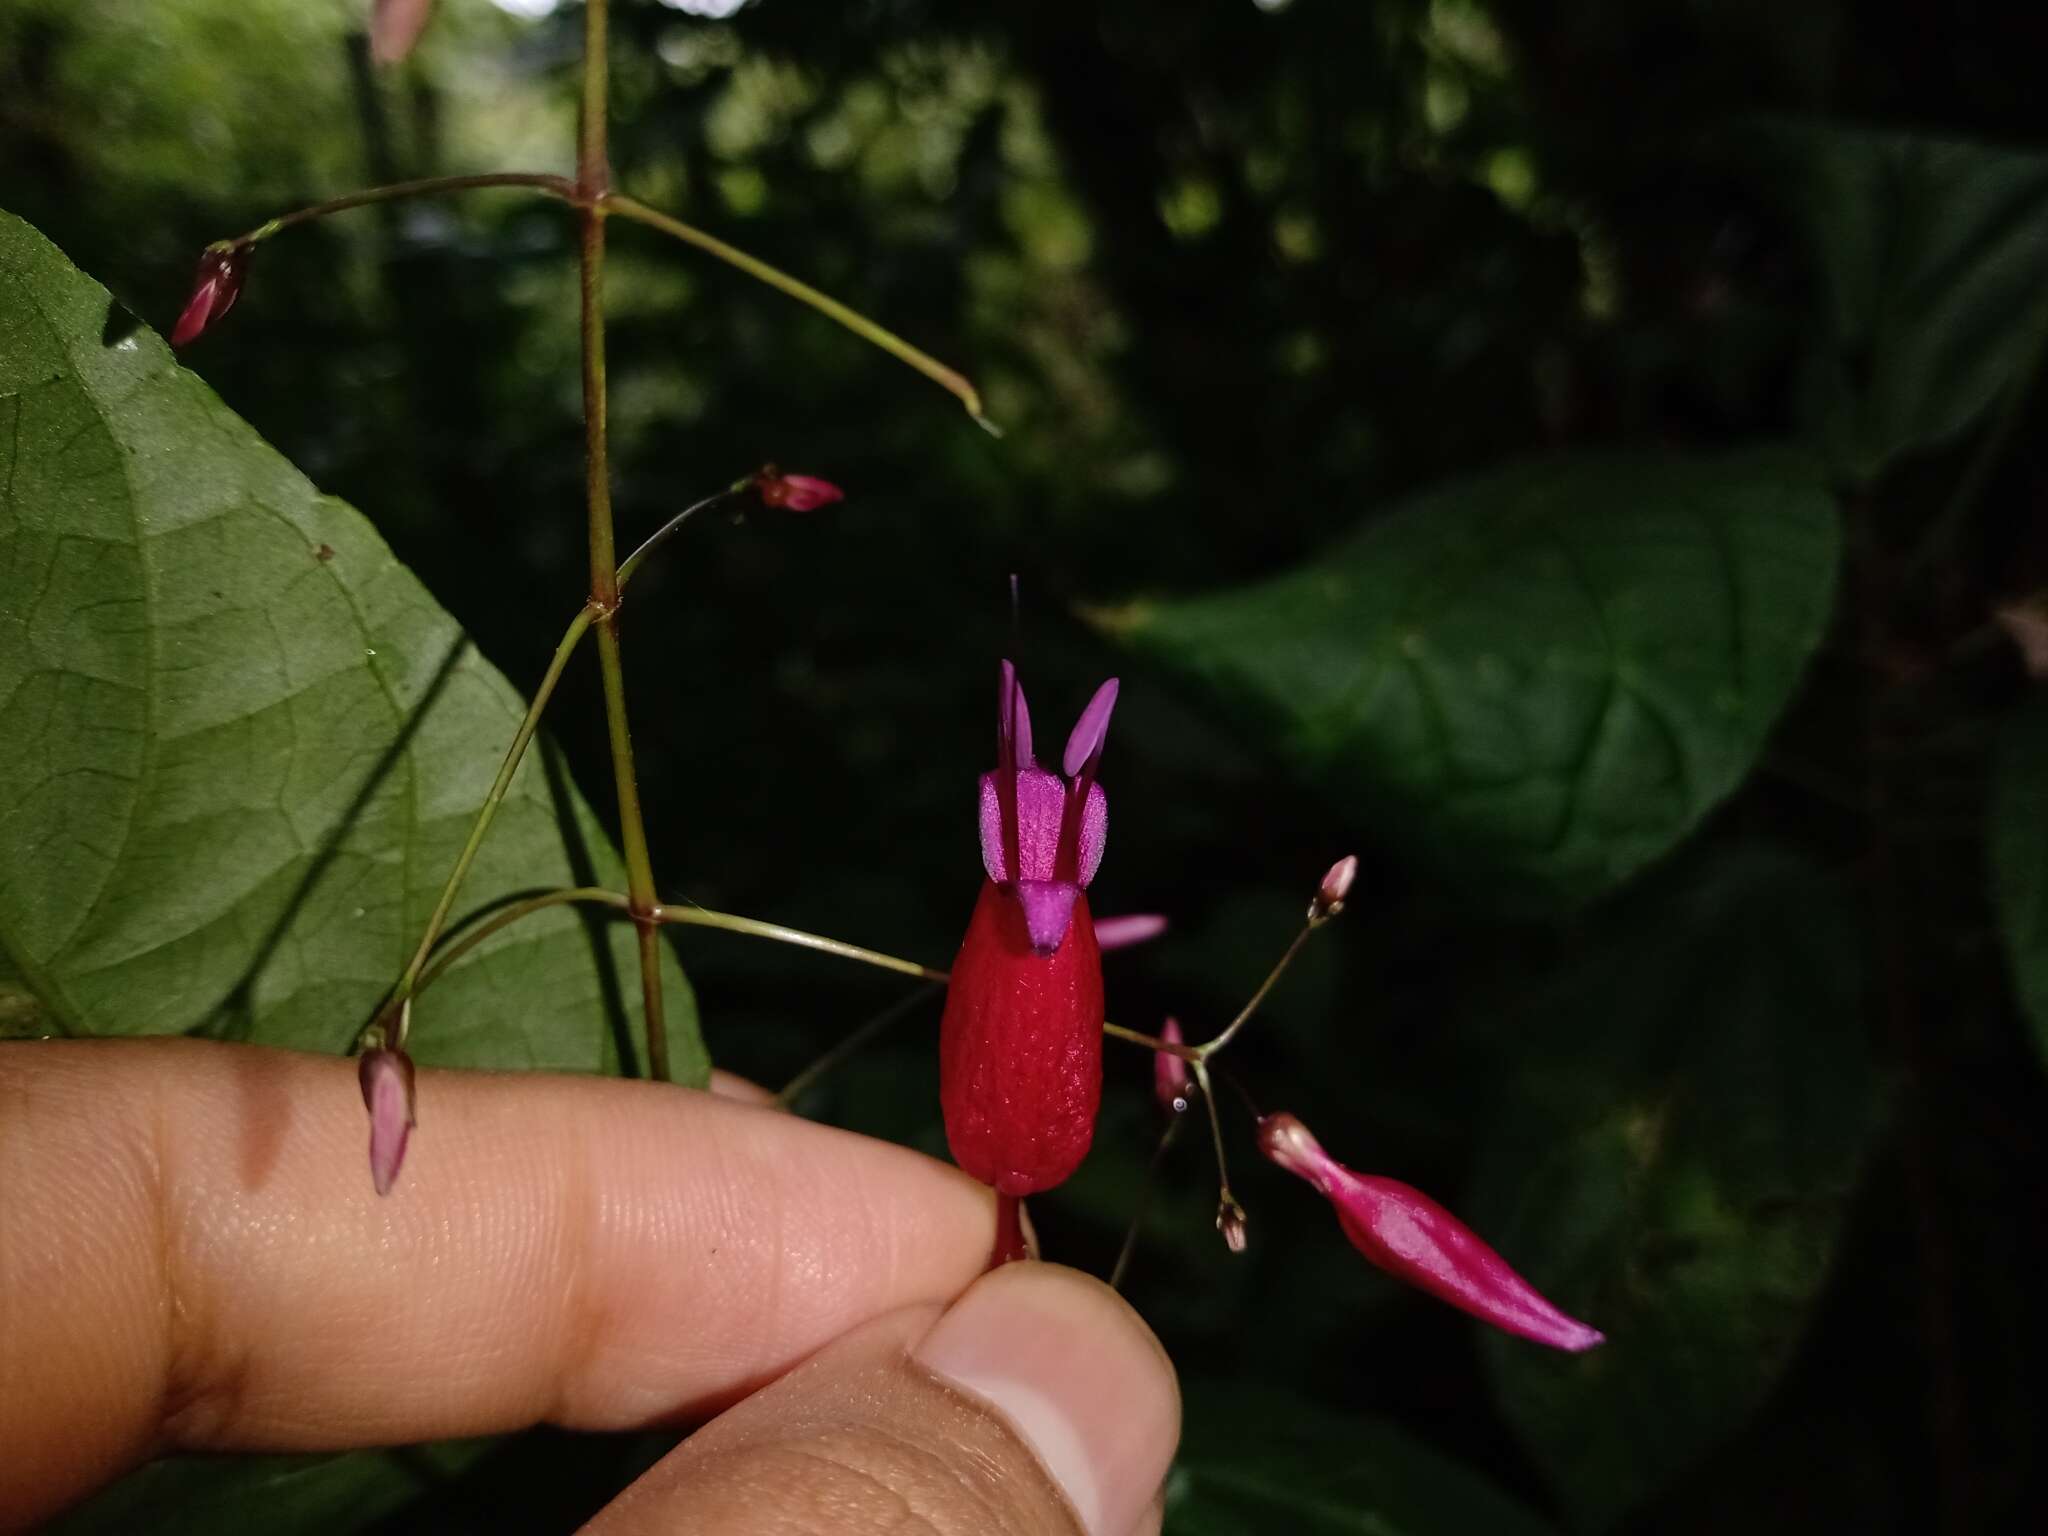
0, 209, 705, 1081
1470, 848, 1879, 1529
1731, 118, 2048, 480
1990, 695, 2048, 1070
1099, 450, 1838, 906
1165, 1385, 1558, 1536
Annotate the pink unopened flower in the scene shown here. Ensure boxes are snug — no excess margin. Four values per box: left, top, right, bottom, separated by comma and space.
1154, 1018, 1193, 1113
755, 470, 845, 512
1258, 1112, 1603, 1352
369, 0, 434, 65
169, 244, 250, 349
1094, 912, 1168, 951
358, 1046, 417, 1197
1312, 854, 1358, 920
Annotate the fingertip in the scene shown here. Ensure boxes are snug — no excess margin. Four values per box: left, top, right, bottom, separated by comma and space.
912, 1263, 1180, 1536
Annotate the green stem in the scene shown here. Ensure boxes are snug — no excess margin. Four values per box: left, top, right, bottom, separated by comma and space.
1196, 923, 1314, 1060
655, 904, 948, 982
577, 0, 670, 1080
388, 604, 596, 1032
616, 483, 748, 589
774, 983, 943, 1108
1103, 1019, 1202, 1062
606, 193, 996, 431
1109, 1113, 1185, 1292
231, 172, 577, 247
415, 886, 629, 997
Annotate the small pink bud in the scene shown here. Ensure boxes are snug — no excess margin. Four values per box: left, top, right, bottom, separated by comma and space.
1311, 854, 1358, 920
169, 244, 250, 349
1095, 912, 1168, 951
358, 1047, 417, 1197
1258, 1112, 1603, 1352
1217, 1197, 1249, 1253
1154, 1017, 1192, 1113
370, 0, 434, 65
755, 470, 845, 512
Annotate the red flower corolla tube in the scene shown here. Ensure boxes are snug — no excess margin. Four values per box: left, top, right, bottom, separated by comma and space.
1258, 1112, 1604, 1352
940, 663, 1117, 1203
169, 244, 250, 349
359, 1046, 417, 1197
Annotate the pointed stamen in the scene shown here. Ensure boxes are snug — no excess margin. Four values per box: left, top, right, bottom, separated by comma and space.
1062, 678, 1120, 778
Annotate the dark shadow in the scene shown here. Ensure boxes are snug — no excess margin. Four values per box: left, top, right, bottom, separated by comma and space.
538, 735, 638, 1077
210, 634, 470, 1050
99, 294, 144, 347
367, 1428, 682, 1534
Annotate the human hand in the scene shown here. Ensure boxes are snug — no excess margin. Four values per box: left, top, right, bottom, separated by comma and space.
0, 1040, 1179, 1533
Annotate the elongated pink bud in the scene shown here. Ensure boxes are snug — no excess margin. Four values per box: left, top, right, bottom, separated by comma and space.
1312, 854, 1358, 920
1154, 1018, 1192, 1113
1258, 1113, 1603, 1352
756, 471, 845, 512
169, 244, 250, 349
1094, 912, 1168, 951
370, 0, 434, 65
358, 1047, 417, 1197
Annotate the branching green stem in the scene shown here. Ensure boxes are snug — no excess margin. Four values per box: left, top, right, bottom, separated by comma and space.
229, 173, 577, 248
774, 983, 943, 1108
606, 194, 997, 432
656, 905, 948, 981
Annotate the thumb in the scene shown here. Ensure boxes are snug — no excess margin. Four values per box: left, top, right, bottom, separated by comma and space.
585, 1262, 1180, 1536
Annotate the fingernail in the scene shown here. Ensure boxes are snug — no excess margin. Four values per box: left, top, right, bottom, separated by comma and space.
913, 1262, 1180, 1536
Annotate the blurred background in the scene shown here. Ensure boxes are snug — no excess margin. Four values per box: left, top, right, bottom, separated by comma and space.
7, 0, 2048, 1530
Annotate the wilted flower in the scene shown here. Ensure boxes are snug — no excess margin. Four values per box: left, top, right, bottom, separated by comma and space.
755, 470, 845, 512
169, 244, 250, 349
358, 1046, 417, 1197
1154, 1017, 1193, 1114
1217, 1197, 1249, 1253
1258, 1112, 1603, 1352
940, 662, 1117, 1195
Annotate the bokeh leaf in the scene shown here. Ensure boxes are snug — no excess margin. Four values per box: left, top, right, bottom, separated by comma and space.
1470, 848, 1879, 1529
1100, 450, 1838, 906
1990, 695, 2048, 1071
1165, 1384, 1559, 1536
1732, 118, 2048, 480
0, 209, 705, 1081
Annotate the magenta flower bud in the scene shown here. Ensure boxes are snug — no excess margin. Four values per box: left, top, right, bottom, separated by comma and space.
1311, 854, 1359, 920
1258, 1113, 1603, 1352
756, 471, 845, 512
358, 1047, 417, 1197
1094, 912, 1168, 951
1154, 1017, 1192, 1113
370, 0, 434, 65
169, 244, 251, 349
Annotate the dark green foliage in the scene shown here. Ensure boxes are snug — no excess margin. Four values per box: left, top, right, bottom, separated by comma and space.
6, 0, 2048, 1530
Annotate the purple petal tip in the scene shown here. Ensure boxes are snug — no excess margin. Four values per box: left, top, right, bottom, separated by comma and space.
1062, 678, 1120, 777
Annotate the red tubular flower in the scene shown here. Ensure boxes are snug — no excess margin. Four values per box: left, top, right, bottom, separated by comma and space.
169, 244, 250, 350
1259, 1112, 1604, 1352
940, 662, 1117, 1200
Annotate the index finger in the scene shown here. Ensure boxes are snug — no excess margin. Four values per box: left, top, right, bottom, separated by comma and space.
0, 1038, 993, 1529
